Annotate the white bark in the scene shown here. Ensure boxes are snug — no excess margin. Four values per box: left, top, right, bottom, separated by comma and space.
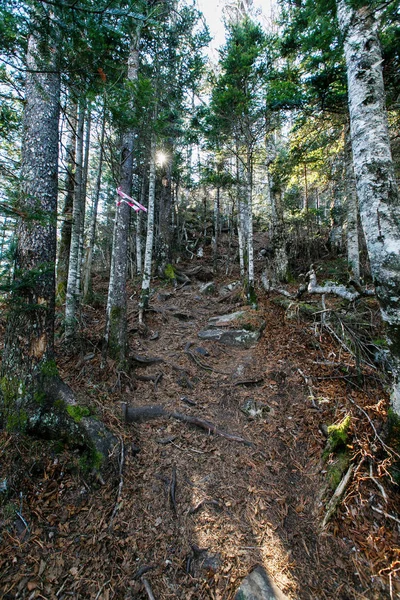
246, 155, 255, 297
345, 128, 360, 282
105, 31, 140, 361
65, 102, 85, 340
139, 135, 156, 323
83, 107, 105, 300
337, 0, 400, 414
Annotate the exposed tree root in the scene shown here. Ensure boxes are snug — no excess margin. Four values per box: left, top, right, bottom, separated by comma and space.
122, 403, 253, 446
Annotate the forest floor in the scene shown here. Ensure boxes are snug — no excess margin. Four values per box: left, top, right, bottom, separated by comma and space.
1, 253, 400, 599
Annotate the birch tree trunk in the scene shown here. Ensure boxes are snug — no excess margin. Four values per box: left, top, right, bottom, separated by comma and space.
345, 126, 360, 282
136, 176, 146, 275
57, 100, 77, 301
75, 109, 91, 299
104, 32, 140, 363
65, 102, 85, 340
0, 34, 60, 428
246, 153, 256, 304
337, 0, 400, 414
83, 107, 105, 301
139, 135, 156, 324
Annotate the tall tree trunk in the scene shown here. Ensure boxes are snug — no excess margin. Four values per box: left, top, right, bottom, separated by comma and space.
57, 100, 77, 301
65, 102, 85, 340
345, 125, 360, 282
83, 107, 105, 302
213, 186, 220, 273
75, 109, 91, 299
136, 175, 146, 276
104, 32, 140, 363
139, 135, 156, 324
337, 0, 400, 414
0, 34, 60, 429
156, 158, 173, 276
246, 153, 255, 304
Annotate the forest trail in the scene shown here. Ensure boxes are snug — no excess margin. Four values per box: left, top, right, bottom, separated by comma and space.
0, 270, 395, 599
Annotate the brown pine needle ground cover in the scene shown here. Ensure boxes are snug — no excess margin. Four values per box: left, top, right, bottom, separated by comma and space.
0, 270, 399, 599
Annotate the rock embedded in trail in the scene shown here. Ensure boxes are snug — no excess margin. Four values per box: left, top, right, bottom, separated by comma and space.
198, 309, 265, 348
199, 281, 216, 295
235, 565, 289, 600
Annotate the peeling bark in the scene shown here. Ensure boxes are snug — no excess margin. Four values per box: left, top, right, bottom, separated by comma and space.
337, 0, 400, 414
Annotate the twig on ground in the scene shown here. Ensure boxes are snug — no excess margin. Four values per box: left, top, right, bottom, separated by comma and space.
371, 505, 400, 526
369, 462, 388, 502
108, 439, 125, 530
169, 466, 177, 514
133, 565, 155, 580
141, 577, 156, 600
123, 403, 253, 446
348, 396, 400, 460
94, 581, 111, 600
297, 368, 320, 410
322, 464, 354, 529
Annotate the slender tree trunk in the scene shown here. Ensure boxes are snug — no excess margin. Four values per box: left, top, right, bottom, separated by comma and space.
139, 135, 156, 324
76, 109, 91, 299
65, 102, 85, 340
156, 158, 173, 276
104, 32, 140, 363
213, 186, 220, 273
57, 100, 77, 301
337, 0, 400, 414
345, 125, 360, 282
246, 153, 255, 304
0, 34, 60, 429
83, 107, 105, 301
136, 175, 146, 276
270, 176, 288, 282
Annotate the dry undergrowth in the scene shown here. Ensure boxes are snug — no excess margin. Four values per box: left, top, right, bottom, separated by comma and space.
0, 270, 399, 600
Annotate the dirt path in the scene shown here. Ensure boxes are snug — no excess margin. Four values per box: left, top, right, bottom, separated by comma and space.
0, 279, 395, 599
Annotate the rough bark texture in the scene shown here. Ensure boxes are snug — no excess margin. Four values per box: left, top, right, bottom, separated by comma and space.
57, 100, 77, 301
345, 126, 360, 282
337, 0, 400, 413
0, 35, 60, 429
105, 34, 140, 362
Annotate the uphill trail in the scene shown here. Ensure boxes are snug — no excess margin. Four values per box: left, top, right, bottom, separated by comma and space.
0, 272, 396, 599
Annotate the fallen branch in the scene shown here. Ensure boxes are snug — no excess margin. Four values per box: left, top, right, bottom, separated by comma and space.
141, 577, 156, 600
108, 438, 125, 531
132, 354, 164, 367
122, 403, 252, 446
169, 466, 177, 514
297, 368, 319, 410
348, 396, 400, 460
170, 411, 253, 446
321, 464, 354, 529
371, 505, 400, 525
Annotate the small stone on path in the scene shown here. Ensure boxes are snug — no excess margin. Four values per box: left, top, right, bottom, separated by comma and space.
235, 565, 289, 600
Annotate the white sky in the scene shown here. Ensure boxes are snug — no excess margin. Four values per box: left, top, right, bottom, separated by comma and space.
196, 0, 275, 59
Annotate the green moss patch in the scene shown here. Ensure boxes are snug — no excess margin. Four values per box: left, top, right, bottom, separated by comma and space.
67, 405, 91, 423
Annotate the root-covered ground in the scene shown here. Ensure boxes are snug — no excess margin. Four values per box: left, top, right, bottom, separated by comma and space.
0, 266, 399, 599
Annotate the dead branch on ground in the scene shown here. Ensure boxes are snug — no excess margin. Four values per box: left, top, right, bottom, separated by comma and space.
122, 403, 253, 446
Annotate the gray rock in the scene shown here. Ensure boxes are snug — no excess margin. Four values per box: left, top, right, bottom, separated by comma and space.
199, 281, 216, 295
235, 566, 289, 600
208, 310, 247, 327
198, 328, 262, 348
219, 280, 241, 295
